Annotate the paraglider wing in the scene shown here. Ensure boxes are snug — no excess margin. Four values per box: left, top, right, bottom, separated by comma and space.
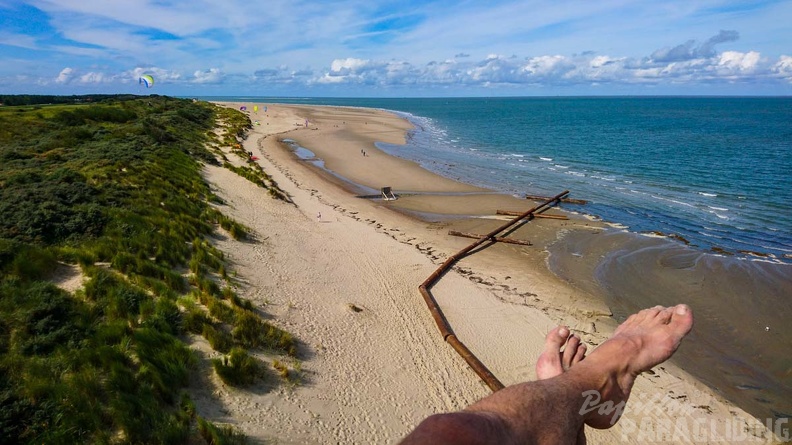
240, 106, 247, 111
253, 105, 259, 112
139, 74, 154, 88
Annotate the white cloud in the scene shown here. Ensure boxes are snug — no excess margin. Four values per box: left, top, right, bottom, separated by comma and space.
79, 71, 106, 83
192, 68, 223, 84
0, 31, 39, 50
55, 67, 74, 83
521, 55, 572, 78
772, 55, 792, 82
717, 51, 761, 73
651, 30, 740, 63
330, 58, 371, 74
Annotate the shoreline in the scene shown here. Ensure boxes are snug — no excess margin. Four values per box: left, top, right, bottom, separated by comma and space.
202, 101, 785, 443
268, 102, 792, 428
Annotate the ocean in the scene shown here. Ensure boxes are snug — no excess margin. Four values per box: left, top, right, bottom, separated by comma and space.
202, 96, 792, 430
208, 96, 792, 262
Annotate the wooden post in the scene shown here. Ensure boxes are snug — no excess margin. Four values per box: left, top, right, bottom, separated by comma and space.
496, 210, 568, 220
448, 230, 532, 245
524, 194, 587, 205
417, 190, 569, 392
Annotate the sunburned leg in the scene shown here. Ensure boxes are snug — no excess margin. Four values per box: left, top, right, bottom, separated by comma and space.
399, 304, 693, 445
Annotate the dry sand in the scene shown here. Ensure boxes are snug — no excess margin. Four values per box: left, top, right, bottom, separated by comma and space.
189, 102, 781, 444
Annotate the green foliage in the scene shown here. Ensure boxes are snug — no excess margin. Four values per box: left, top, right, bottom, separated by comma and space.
183, 306, 211, 335
202, 324, 233, 353
208, 297, 237, 325
0, 96, 296, 443
0, 242, 57, 281
232, 310, 296, 356
223, 162, 268, 188
211, 347, 264, 387
204, 209, 249, 240
54, 106, 137, 126
0, 94, 138, 107
197, 416, 248, 445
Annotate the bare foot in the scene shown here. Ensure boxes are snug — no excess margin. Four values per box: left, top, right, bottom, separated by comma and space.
536, 326, 587, 380
537, 326, 588, 445
572, 304, 693, 429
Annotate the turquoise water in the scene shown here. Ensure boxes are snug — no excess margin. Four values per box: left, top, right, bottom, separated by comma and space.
206, 96, 792, 262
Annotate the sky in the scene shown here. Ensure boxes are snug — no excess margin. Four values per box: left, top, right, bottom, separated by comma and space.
1, 0, 791, 97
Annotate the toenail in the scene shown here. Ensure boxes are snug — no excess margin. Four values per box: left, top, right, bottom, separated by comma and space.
675, 305, 688, 315
558, 327, 569, 337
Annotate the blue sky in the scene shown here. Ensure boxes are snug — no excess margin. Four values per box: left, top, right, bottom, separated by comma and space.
1, 0, 791, 96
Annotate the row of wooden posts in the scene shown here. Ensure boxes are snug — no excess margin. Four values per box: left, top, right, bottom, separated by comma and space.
417, 190, 572, 392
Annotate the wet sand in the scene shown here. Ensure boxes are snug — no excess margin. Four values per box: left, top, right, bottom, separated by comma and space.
198, 102, 786, 443
549, 229, 792, 427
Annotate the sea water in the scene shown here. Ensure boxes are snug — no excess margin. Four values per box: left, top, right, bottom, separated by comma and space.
204, 96, 792, 427
210, 96, 792, 262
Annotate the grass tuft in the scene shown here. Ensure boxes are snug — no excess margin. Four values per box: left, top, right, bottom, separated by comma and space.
211, 347, 264, 387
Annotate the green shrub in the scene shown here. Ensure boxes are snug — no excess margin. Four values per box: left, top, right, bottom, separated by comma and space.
144, 298, 182, 335
183, 307, 210, 334
197, 416, 248, 445
208, 298, 236, 325
202, 324, 233, 353
7, 245, 57, 281
231, 310, 295, 355
211, 347, 263, 387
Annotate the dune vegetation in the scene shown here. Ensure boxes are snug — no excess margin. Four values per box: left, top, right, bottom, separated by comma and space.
0, 95, 295, 444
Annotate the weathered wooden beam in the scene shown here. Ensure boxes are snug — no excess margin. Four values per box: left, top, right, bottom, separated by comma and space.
496, 210, 568, 220
448, 230, 532, 246
418, 190, 569, 393
524, 194, 587, 205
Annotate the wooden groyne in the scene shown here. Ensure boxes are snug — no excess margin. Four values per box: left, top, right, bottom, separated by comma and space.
495, 210, 568, 220
524, 194, 586, 205
448, 230, 532, 246
418, 190, 570, 392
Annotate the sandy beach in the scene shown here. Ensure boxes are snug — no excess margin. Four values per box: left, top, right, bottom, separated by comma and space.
191, 102, 784, 444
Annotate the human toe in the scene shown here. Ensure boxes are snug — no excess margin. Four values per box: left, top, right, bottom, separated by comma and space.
562, 334, 581, 370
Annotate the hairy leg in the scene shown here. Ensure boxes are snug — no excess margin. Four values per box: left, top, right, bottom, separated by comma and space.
401, 304, 693, 445
535, 326, 588, 445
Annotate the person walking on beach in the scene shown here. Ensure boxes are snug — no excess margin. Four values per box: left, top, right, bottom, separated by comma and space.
400, 304, 694, 445
316, 212, 321, 222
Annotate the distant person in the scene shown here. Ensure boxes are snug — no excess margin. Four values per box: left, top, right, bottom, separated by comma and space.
317, 212, 322, 222
400, 304, 694, 445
